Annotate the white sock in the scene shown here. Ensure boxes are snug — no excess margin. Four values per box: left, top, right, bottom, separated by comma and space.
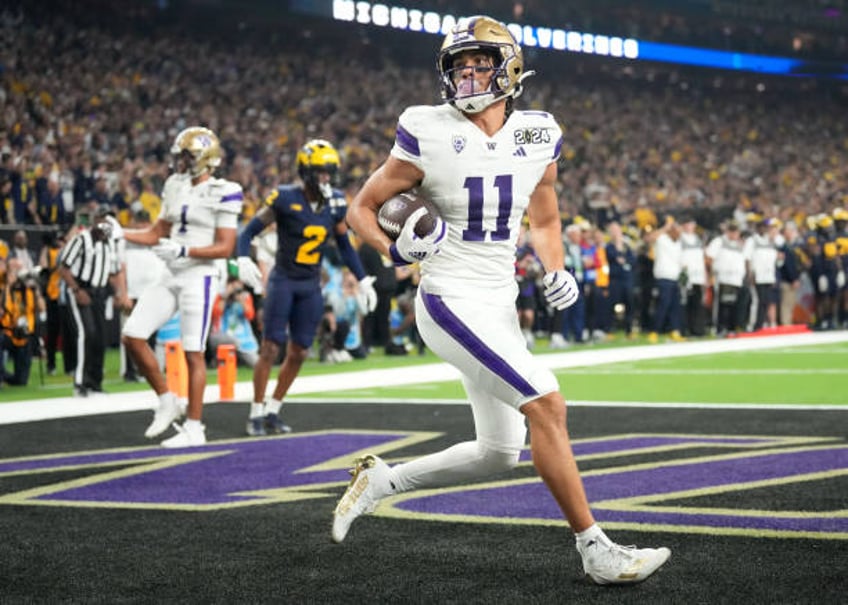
159, 392, 174, 406
184, 418, 203, 433
250, 402, 264, 418
264, 398, 283, 416
575, 523, 605, 546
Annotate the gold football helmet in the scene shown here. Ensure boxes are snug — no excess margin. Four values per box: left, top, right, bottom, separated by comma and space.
437, 16, 531, 113
170, 126, 222, 177
296, 139, 340, 201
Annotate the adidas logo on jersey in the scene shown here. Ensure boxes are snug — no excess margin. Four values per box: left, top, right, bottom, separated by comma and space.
513, 147, 527, 157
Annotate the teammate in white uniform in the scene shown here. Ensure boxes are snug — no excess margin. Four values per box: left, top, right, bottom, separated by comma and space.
122, 126, 243, 447
332, 16, 670, 585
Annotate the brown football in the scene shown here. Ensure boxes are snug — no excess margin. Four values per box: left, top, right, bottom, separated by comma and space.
377, 191, 440, 241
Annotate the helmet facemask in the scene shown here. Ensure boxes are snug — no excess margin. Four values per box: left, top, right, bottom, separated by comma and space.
438, 16, 532, 114
296, 139, 341, 204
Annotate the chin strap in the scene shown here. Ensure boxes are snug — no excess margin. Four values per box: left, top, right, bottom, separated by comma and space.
511, 70, 536, 101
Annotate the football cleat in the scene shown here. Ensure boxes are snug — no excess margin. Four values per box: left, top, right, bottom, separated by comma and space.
577, 534, 671, 585
144, 392, 182, 439
331, 454, 394, 543
161, 422, 206, 448
264, 413, 292, 434
246, 417, 266, 437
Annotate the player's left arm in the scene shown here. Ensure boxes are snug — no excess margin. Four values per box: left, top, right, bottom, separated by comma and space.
185, 227, 237, 260
526, 161, 565, 273
333, 219, 367, 280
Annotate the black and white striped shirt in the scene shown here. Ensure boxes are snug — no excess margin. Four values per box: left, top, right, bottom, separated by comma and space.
59, 228, 119, 289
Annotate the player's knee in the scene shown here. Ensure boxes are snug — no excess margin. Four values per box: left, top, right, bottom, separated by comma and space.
287, 342, 310, 364
478, 444, 521, 474
259, 340, 280, 363
522, 391, 567, 428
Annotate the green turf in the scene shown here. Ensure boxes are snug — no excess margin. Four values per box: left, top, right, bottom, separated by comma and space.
4, 337, 847, 406
294, 341, 848, 405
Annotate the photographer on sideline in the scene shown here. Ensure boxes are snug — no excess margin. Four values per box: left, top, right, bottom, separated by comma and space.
1, 258, 45, 386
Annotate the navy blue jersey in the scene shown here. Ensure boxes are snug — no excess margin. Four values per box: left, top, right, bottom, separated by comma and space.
267, 184, 348, 281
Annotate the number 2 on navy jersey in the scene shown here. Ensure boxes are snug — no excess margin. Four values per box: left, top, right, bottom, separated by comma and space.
462, 175, 512, 242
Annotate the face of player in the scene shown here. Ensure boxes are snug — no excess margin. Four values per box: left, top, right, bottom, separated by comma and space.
307, 169, 334, 202
451, 51, 495, 98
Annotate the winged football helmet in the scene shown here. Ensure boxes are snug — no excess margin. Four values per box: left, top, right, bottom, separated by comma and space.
170, 126, 222, 177
437, 16, 531, 113
296, 139, 340, 202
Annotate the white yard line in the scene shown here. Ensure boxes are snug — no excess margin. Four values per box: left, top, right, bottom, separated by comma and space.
2, 330, 846, 425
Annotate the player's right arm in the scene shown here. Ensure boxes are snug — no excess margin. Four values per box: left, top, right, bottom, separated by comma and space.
347, 155, 423, 258
123, 218, 171, 246
236, 203, 275, 257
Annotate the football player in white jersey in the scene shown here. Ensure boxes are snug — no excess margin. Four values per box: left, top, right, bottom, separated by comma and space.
122, 126, 244, 447
332, 16, 671, 585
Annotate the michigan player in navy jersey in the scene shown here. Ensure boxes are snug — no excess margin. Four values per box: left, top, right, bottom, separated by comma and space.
236, 139, 376, 436
123, 126, 244, 447
332, 16, 670, 585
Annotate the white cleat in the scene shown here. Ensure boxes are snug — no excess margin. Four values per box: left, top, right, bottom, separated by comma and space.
331, 454, 393, 543
160, 422, 206, 448
144, 393, 182, 439
577, 534, 671, 585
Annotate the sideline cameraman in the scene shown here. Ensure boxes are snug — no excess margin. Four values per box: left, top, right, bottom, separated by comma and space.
1, 258, 45, 386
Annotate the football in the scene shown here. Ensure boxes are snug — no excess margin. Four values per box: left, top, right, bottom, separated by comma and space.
377, 191, 440, 241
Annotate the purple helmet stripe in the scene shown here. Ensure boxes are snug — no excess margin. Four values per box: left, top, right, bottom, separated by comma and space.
395, 124, 421, 157
422, 290, 537, 397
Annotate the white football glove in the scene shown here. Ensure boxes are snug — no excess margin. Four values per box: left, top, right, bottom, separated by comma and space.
837, 270, 846, 289
152, 239, 186, 262
357, 275, 378, 313
389, 207, 447, 265
543, 270, 580, 310
817, 275, 828, 293
237, 256, 264, 294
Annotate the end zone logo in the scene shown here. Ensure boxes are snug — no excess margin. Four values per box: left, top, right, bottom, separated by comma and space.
1, 431, 845, 540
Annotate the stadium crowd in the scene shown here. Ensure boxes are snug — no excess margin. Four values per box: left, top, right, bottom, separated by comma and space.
1, 1, 847, 388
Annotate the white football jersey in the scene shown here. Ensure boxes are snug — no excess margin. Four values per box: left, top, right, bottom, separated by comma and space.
391, 104, 562, 300
159, 173, 243, 274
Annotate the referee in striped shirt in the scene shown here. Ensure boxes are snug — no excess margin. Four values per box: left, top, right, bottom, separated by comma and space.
58, 214, 125, 396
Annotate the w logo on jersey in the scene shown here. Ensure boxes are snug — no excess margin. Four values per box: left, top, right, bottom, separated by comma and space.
452, 135, 466, 154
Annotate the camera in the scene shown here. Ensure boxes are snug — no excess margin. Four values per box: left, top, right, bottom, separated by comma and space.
12, 316, 30, 339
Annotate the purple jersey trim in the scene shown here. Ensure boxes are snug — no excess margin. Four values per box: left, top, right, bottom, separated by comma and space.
396, 124, 421, 157
221, 192, 244, 202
